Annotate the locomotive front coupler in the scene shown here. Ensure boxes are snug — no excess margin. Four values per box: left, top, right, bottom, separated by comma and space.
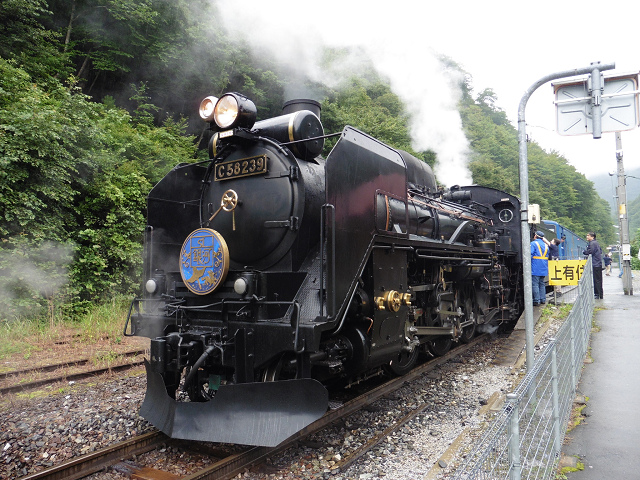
149, 330, 222, 375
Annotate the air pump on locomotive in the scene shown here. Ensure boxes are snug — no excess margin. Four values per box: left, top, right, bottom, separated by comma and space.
124, 91, 524, 446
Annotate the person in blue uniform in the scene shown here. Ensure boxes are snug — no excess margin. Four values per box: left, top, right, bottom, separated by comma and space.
531, 230, 549, 306
583, 232, 603, 299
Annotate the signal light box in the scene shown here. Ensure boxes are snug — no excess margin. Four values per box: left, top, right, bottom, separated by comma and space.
553, 73, 639, 136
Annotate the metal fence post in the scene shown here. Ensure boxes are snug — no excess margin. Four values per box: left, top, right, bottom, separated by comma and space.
578, 297, 586, 357
588, 257, 594, 311
576, 256, 593, 378
551, 340, 561, 457
569, 310, 576, 388
507, 393, 521, 480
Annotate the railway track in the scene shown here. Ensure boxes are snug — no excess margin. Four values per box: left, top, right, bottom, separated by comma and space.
16, 431, 168, 480
0, 349, 146, 380
16, 335, 489, 480
0, 349, 146, 396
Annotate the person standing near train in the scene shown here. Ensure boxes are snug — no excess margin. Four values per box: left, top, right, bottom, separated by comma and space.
548, 238, 563, 260
531, 230, 549, 306
604, 253, 612, 276
583, 232, 603, 299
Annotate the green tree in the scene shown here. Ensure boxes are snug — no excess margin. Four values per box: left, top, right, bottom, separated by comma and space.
0, 58, 197, 319
0, 59, 100, 319
631, 227, 640, 269
463, 103, 518, 192
321, 78, 436, 167
627, 192, 640, 234
0, 0, 71, 83
71, 169, 150, 307
42, 0, 287, 127
0, 59, 101, 242
47, 0, 173, 83
461, 83, 613, 243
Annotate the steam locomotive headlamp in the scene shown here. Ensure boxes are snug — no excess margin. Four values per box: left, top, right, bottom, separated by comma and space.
213, 93, 257, 130
198, 96, 219, 122
233, 273, 255, 296
145, 279, 157, 294
234, 277, 248, 295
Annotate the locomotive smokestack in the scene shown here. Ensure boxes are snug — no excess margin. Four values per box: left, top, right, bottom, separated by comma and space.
282, 99, 321, 119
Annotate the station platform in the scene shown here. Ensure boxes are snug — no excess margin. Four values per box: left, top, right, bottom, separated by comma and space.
561, 267, 640, 478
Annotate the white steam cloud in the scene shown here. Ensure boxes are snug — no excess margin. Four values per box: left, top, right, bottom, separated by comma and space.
0, 241, 74, 320
215, 0, 472, 187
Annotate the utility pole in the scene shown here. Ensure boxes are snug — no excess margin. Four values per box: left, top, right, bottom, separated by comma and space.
519, 62, 615, 373
615, 132, 633, 295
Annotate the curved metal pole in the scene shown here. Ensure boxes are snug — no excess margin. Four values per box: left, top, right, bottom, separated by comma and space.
517, 62, 615, 372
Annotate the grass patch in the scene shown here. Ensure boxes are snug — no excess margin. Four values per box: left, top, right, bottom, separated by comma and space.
0, 296, 130, 362
539, 303, 573, 322
557, 459, 585, 478
585, 346, 594, 363
91, 350, 126, 368
0, 317, 54, 361
567, 396, 589, 432
75, 296, 129, 345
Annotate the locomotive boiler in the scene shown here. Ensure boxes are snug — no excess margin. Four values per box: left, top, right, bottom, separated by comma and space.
125, 92, 524, 446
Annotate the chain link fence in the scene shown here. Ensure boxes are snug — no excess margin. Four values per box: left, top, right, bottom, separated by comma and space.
453, 257, 594, 480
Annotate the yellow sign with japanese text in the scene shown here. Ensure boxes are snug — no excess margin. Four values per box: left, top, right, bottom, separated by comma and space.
548, 260, 587, 286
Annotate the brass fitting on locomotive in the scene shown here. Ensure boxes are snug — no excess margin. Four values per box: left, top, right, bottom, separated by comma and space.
374, 290, 412, 312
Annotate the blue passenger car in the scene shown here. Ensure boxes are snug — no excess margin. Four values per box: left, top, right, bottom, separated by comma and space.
541, 220, 587, 260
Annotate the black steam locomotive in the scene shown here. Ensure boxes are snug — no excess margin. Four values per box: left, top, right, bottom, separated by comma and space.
125, 92, 524, 446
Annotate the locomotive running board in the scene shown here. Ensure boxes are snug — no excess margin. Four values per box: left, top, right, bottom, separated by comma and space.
140, 360, 329, 447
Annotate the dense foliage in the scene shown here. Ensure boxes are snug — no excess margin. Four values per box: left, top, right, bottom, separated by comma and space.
0, 0, 617, 321
462, 86, 613, 242
628, 193, 640, 235
627, 195, 640, 267
0, 57, 197, 318
320, 78, 436, 166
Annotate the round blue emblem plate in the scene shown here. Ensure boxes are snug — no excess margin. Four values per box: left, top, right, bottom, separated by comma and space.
179, 228, 230, 295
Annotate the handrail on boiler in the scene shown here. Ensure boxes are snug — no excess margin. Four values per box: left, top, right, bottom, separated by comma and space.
320, 204, 335, 319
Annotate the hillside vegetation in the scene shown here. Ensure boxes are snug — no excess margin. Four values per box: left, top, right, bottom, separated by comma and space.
0, 0, 615, 322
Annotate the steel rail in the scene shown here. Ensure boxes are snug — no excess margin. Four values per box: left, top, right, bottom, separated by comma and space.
331, 400, 431, 473
16, 431, 167, 480
0, 349, 146, 380
0, 360, 145, 396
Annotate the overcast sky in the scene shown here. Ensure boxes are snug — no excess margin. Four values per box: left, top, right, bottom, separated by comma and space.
216, 0, 640, 185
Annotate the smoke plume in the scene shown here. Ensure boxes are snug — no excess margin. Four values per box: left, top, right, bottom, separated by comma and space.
215, 0, 472, 187
0, 241, 74, 320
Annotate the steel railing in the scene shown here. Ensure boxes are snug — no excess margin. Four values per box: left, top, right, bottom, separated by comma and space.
453, 257, 594, 480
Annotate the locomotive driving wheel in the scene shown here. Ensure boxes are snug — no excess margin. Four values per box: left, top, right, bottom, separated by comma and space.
383, 346, 419, 376
260, 353, 297, 382
426, 319, 452, 357
459, 291, 478, 344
